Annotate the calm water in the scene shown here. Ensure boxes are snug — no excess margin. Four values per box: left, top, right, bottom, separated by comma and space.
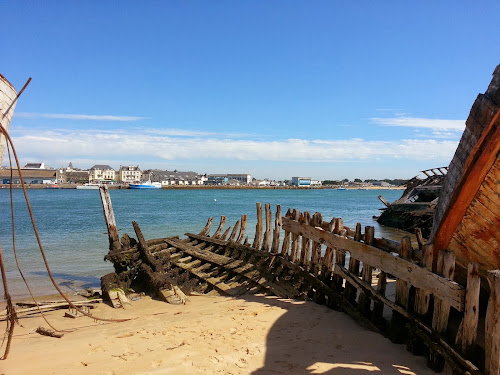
0, 188, 403, 299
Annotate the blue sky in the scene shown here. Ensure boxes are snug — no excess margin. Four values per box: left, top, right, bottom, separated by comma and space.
2, 1, 499, 180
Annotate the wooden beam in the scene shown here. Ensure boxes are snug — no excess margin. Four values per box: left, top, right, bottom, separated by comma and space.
282, 217, 465, 311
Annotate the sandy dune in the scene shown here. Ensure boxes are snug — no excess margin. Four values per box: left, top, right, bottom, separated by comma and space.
1, 294, 437, 374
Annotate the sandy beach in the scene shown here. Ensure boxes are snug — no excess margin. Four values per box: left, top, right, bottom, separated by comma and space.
1, 293, 437, 375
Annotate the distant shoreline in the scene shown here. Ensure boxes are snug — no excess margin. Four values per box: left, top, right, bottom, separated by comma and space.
0, 183, 405, 190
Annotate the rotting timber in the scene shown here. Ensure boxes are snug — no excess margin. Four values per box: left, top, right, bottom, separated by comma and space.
100, 66, 500, 375
377, 167, 447, 238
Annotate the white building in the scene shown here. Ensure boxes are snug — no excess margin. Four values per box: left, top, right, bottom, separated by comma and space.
89, 165, 116, 183
118, 165, 141, 183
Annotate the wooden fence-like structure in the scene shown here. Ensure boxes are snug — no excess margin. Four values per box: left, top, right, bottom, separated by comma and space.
204, 202, 498, 375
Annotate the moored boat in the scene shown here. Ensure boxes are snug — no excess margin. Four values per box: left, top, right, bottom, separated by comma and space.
76, 183, 101, 190
129, 181, 161, 189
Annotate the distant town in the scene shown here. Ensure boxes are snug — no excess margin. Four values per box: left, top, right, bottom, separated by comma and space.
0, 162, 407, 188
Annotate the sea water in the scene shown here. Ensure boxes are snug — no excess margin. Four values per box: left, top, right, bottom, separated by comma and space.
0, 188, 403, 299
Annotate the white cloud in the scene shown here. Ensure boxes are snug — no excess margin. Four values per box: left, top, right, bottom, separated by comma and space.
9, 128, 458, 165
15, 112, 146, 122
370, 116, 465, 131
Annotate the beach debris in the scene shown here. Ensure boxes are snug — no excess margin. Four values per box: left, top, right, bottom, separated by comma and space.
35, 326, 64, 338
1, 299, 102, 321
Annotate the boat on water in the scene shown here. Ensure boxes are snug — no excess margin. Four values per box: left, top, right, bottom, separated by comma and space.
129, 181, 161, 189
336, 187, 347, 190
45, 184, 61, 189
76, 183, 101, 190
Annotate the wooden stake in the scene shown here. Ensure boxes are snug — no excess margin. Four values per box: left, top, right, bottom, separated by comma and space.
455, 262, 480, 357
414, 243, 433, 315
358, 226, 374, 315
429, 249, 455, 372
345, 223, 362, 304
212, 216, 226, 239
290, 209, 301, 262
271, 205, 281, 253
252, 203, 263, 250
299, 212, 311, 266
99, 185, 121, 252
262, 203, 272, 251
485, 270, 500, 375
237, 215, 247, 243
281, 209, 292, 257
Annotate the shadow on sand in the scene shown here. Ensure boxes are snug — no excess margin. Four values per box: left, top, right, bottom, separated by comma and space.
244, 294, 430, 375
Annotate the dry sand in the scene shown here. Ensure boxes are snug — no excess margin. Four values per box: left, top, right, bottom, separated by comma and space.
1, 294, 437, 375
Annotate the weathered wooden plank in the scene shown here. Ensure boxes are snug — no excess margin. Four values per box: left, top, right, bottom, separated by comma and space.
199, 217, 213, 236
237, 215, 247, 243
252, 203, 263, 250
271, 205, 281, 253
299, 212, 311, 266
212, 216, 226, 239
429, 250, 456, 371
485, 270, 500, 375
228, 220, 240, 242
290, 209, 301, 262
344, 223, 362, 304
455, 263, 480, 356
358, 226, 374, 315
220, 226, 232, 241
333, 263, 481, 375
262, 203, 272, 251
282, 217, 465, 311
311, 212, 323, 274
281, 209, 292, 256
99, 185, 121, 252
414, 244, 433, 315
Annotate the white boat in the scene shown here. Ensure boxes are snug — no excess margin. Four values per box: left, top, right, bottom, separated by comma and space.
129, 181, 161, 189
76, 183, 100, 190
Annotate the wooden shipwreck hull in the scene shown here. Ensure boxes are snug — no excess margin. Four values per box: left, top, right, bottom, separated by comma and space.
430, 64, 500, 272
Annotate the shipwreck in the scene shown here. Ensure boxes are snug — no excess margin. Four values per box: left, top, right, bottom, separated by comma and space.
99, 64, 500, 375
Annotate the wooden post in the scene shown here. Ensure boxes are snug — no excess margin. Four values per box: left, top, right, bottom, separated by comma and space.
429, 249, 455, 371
321, 218, 336, 281
252, 203, 263, 250
228, 220, 240, 241
333, 219, 346, 292
199, 217, 213, 236
99, 185, 121, 252
455, 263, 480, 358
358, 226, 374, 315
415, 228, 424, 251
299, 212, 311, 266
344, 223, 362, 304
389, 236, 413, 344
271, 205, 281, 253
281, 209, 292, 257
310, 212, 323, 275
485, 270, 500, 375
290, 209, 301, 262
237, 215, 247, 243
414, 243, 434, 315
262, 203, 272, 251
212, 216, 226, 239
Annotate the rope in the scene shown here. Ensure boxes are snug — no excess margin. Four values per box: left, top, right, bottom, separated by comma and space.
0, 125, 131, 359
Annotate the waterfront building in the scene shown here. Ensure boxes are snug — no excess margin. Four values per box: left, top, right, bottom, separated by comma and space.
291, 177, 312, 186
226, 174, 251, 185
23, 162, 47, 169
0, 168, 57, 184
118, 165, 141, 184
206, 173, 251, 185
146, 169, 206, 185
88, 165, 116, 183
